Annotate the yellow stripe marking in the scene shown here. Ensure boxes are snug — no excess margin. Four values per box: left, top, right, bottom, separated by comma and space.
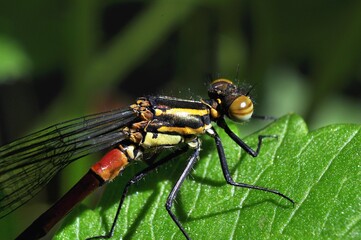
157, 125, 211, 135
142, 133, 183, 148
155, 108, 209, 117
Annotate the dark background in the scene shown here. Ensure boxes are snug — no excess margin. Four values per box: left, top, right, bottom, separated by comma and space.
0, 1, 360, 239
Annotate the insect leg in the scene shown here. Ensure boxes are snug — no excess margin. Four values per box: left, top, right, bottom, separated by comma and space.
217, 118, 277, 157
87, 144, 190, 240
165, 139, 201, 240
209, 127, 294, 205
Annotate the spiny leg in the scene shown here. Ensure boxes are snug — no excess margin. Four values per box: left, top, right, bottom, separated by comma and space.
208, 127, 294, 205
217, 118, 277, 157
165, 139, 201, 240
87, 145, 190, 240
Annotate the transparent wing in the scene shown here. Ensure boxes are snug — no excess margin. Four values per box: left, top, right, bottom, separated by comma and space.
0, 108, 138, 218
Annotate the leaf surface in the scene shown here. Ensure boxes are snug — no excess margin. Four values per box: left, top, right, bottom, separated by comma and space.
55, 114, 361, 239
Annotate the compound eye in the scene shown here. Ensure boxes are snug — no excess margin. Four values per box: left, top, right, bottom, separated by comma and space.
211, 78, 234, 86
228, 95, 254, 122
210, 79, 234, 93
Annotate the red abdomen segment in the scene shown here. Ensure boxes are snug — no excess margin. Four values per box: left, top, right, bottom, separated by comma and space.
91, 148, 129, 182
17, 148, 129, 239
17, 170, 104, 239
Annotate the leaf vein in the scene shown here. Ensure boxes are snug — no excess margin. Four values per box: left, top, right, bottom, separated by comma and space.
279, 136, 314, 234
340, 214, 361, 238
320, 176, 347, 234
265, 115, 290, 236
280, 127, 360, 234
150, 183, 166, 239
187, 152, 211, 218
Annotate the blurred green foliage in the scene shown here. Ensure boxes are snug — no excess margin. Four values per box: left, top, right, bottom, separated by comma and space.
0, 0, 360, 239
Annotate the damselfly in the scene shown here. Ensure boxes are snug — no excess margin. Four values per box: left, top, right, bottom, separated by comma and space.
0, 79, 294, 239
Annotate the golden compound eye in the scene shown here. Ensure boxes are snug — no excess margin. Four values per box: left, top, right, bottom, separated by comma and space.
211, 78, 234, 85
228, 95, 254, 122
210, 79, 234, 93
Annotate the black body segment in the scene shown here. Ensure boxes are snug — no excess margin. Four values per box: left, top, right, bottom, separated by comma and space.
146, 96, 212, 135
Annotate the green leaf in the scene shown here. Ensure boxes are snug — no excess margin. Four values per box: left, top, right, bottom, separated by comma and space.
54, 114, 361, 239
